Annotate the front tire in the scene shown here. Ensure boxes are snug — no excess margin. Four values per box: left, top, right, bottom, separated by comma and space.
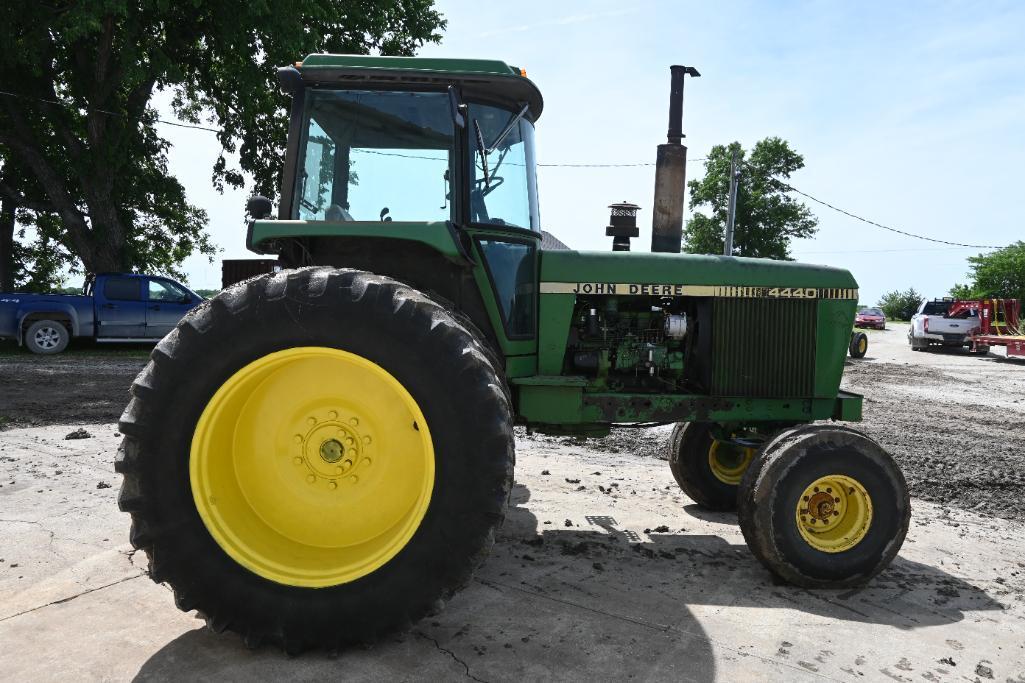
668, 422, 756, 511
25, 319, 69, 354
848, 332, 868, 359
738, 425, 909, 587
116, 268, 514, 652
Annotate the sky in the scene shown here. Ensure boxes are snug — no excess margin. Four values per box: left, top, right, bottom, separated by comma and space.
158, 0, 1024, 305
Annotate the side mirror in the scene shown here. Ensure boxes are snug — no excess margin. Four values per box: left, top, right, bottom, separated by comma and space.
380, 207, 392, 223
246, 195, 273, 220
181, 294, 192, 304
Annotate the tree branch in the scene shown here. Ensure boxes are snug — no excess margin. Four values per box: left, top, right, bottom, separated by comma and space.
0, 177, 58, 214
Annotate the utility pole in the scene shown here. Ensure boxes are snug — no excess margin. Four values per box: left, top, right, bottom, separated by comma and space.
723, 148, 740, 256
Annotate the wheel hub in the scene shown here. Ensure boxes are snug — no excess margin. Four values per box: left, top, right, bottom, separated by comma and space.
295, 416, 373, 486
795, 475, 872, 553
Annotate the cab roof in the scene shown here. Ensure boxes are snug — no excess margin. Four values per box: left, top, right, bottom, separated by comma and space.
283, 54, 544, 120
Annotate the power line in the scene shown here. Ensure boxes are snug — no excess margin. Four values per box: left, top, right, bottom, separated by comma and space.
0, 88, 1008, 249
0, 89, 222, 132
778, 182, 1003, 249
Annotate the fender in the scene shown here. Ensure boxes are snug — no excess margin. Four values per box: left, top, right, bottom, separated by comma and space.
15, 302, 87, 344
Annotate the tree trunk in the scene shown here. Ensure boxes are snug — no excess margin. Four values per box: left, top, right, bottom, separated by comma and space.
0, 188, 15, 292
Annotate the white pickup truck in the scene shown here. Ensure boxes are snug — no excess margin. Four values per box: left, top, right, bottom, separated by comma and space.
908, 299, 987, 353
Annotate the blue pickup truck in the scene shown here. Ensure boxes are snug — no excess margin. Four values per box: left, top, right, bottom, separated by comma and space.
0, 273, 204, 354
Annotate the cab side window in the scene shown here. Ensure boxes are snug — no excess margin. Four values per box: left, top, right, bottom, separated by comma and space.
103, 278, 141, 301
148, 280, 190, 302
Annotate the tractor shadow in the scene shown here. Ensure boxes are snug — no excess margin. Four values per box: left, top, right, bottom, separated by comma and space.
495, 484, 1000, 632
132, 483, 998, 680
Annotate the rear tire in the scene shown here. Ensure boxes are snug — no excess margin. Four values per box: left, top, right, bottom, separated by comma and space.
668, 422, 755, 511
25, 319, 69, 354
738, 425, 909, 587
116, 268, 515, 652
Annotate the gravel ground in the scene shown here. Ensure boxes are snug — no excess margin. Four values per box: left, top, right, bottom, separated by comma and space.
0, 343, 147, 429
526, 322, 1025, 522
3, 323, 1024, 520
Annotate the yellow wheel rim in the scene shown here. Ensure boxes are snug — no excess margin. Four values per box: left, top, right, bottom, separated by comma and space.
707, 439, 755, 485
795, 474, 872, 553
858, 337, 868, 354
190, 347, 434, 588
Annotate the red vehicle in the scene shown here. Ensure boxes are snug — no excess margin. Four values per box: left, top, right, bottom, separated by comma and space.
855, 307, 886, 329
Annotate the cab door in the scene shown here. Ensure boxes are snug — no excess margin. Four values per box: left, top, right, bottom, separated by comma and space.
96, 277, 146, 338
145, 278, 196, 339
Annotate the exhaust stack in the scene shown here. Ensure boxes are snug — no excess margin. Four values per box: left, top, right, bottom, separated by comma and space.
650, 65, 700, 253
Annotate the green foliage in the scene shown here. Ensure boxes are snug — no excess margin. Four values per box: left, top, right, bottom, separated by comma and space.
683, 138, 818, 259
950, 242, 1025, 303
193, 288, 219, 299
948, 282, 976, 300
0, 1, 445, 280
877, 288, 923, 321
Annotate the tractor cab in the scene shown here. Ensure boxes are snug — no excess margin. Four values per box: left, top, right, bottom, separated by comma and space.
274, 55, 542, 231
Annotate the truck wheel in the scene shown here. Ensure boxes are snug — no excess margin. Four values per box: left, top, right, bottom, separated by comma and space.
738, 425, 909, 587
116, 268, 514, 652
848, 332, 868, 359
24, 319, 70, 354
668, 422, 756, 511
908, 335, 928, 352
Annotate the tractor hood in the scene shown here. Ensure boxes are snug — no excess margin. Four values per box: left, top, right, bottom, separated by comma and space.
539, 250, 858, 299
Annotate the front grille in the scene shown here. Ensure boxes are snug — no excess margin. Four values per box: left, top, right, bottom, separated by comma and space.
710, 298, 817, 397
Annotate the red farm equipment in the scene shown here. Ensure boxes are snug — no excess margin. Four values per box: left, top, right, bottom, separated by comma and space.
950, 299, 1024, 357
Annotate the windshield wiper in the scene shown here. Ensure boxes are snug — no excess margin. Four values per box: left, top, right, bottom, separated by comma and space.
473, 118, 490, 188
487, 103, 529, 153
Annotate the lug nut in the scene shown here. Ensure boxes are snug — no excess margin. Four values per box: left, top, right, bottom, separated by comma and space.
834, 497, 840, 503
363, 436, 372, 445
307, 417, 317, 426
294, 434, 303, 444
803, 496, 809, 502
350, 417, 359, 426
306, 474, 316, 484
349, 475, 358, 484
328, 481, 337, 490
328, 410, 338, 420
293, 457, 303, 465
833, 511, 839, 516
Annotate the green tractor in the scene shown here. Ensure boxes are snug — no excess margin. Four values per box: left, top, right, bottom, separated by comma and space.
117, 56, 909, 652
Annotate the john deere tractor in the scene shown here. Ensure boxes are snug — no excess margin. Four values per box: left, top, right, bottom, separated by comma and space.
117, 56, 909, 652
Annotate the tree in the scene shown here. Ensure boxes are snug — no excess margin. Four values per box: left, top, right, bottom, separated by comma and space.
949, 242, 1025, 303
877, 288, 923, 321
0, 2, 445, 279
683, 138, 818, 259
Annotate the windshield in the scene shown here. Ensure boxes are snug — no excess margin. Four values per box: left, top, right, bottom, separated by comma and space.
861, 308, 883, 316
468, 103, 539, 231
293, 90, 454, 222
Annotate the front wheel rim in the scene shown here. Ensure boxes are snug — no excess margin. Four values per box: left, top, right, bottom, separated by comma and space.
707, 439, 755, 485
795, 474, 873, 553
190, 347, 435, 588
